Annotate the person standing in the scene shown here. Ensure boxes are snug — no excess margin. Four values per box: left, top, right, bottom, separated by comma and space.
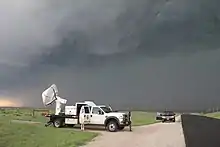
80, 106, 85, 131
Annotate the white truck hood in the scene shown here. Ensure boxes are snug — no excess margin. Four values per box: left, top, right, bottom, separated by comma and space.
106, 112, 126, 117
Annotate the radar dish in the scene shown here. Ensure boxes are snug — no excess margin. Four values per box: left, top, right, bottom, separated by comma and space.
42, 84, 58, 106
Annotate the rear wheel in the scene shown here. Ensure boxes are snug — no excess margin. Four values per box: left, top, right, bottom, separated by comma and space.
107, 121, 118, 132
53, 119, 63, 128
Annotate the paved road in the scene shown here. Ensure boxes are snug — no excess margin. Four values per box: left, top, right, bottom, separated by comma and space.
83, 122, 185, 147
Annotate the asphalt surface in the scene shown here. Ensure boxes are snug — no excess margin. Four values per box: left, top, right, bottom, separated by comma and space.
181, 114, 220, 147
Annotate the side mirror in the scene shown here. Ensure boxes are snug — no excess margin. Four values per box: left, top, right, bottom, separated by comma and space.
108, 105, 112, 111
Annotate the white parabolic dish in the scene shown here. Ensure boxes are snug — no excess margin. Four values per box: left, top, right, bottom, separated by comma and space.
42, 84, 58, 106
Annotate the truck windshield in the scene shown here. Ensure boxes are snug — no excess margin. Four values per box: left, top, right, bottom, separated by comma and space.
100, 106, 112, 113
163, 111, 175, 116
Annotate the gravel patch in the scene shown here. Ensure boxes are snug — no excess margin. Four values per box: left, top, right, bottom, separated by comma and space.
83, 122, 185, 147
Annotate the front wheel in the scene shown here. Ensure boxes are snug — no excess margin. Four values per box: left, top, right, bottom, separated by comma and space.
107, 121, 118, 132
162, 119, 165, 123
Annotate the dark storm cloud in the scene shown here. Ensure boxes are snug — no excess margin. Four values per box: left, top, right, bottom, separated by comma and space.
0, 0, 220, 111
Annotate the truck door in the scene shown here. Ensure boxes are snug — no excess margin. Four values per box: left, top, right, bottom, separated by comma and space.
79, 106, 91, 124
90, 107, 105, 125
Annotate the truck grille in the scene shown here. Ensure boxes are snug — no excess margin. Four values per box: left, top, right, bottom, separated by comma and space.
123, 114, 129, 121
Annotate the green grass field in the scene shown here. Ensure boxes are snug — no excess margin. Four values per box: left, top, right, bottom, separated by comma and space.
0, 108, 157, 147
0, 108, 98, 147
131, 111, 157, 126
203, 112, 220, 119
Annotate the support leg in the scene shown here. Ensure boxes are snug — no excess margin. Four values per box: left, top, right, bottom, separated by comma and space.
129, 123, 132, 131
45, 121, 52, 127
82, 124, 84, 131
81, 124, 85, 131
128, 111, 132, 131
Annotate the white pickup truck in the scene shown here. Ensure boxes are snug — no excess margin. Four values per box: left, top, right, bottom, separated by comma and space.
156, 111, 176, 122
45, 101, 132, 132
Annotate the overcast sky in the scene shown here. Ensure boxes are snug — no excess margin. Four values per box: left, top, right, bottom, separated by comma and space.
0, 0, 220, 111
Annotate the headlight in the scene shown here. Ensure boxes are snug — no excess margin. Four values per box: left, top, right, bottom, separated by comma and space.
119, 116, 123, 119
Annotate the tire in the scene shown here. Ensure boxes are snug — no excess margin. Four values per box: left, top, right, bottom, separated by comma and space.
53, 119, 63, 128
107, 121, 118, 132
172, 119, 176, 122
118, 126, 125, 130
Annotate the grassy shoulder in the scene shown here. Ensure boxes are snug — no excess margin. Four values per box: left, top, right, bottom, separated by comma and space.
131, 111, 157, 126
203, 112, 220, 119
0, 108, 98, 147
0, 120, 97, 147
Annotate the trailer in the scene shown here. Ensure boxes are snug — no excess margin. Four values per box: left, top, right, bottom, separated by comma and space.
42, 84, 132, 132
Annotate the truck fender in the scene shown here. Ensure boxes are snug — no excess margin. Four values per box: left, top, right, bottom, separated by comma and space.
104, 116, 120, 126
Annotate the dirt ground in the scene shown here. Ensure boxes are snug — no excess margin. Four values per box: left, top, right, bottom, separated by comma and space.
83, 120, 185, 147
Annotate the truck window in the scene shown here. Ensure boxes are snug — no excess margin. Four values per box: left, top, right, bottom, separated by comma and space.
100, 106, 112, 113
84, 107, 90, 114
92, 107, 103, 115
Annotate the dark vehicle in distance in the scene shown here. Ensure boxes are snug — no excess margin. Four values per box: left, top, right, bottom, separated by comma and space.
156, 111, 176, 122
